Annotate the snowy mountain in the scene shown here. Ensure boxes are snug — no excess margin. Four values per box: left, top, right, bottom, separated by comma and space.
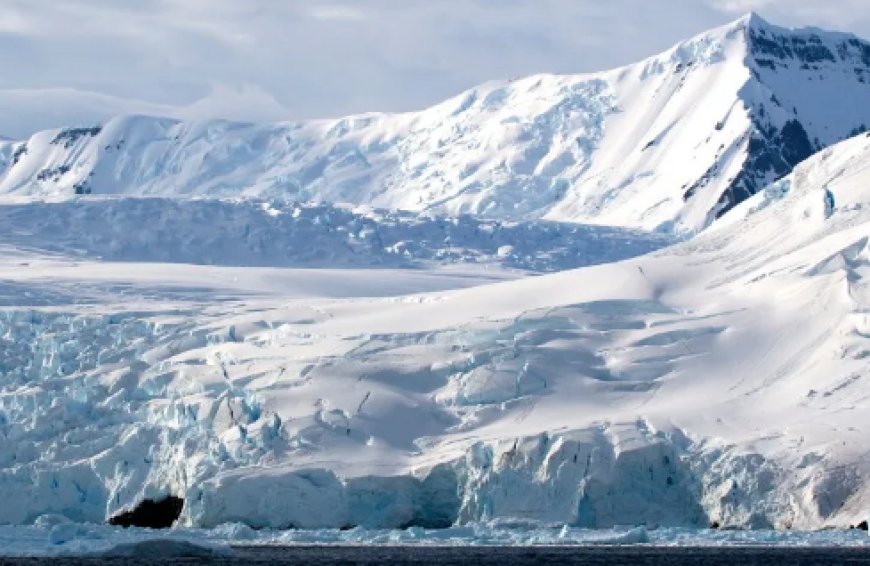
1, 14, 869, 233
3, 12, 870, 548
1, 128, 868, 532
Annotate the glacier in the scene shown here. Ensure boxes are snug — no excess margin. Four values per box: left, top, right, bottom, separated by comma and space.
0, 198, 670, 271
0, 12, 869, 551
0, 130, 868, 534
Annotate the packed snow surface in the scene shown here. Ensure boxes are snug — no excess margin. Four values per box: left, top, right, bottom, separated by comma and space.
1, 14, 869, 232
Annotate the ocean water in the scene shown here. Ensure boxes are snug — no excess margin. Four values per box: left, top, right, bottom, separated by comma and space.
2, 524, 869, 563
3, 545, 870, 565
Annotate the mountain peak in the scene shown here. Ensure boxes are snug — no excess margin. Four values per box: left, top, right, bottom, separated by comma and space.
738, 13, 870, 74
737, 11, 771, 30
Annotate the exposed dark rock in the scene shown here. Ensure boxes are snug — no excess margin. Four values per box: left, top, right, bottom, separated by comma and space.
779, 120, 815, 165
73, 182, 92, 195
747, 28, 870, 70
712, 119, 814, 219
756, 58, 777, 71
749, 29, 792, 60
36, 165, 71, 182
791, 36, 836, 64
108, 496, 184, 529
101, 540, 227, 558
848, 38, 870, 67
11, 144, 26, 166
51, 126, 102, 149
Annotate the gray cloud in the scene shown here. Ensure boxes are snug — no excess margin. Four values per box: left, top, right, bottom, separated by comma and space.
0, 0, 866, 138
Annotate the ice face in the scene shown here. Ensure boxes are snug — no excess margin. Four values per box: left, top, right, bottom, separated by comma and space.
0, 310, 281, 524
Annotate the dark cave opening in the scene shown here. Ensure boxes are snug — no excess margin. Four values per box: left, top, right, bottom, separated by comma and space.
108, 495, 184, 529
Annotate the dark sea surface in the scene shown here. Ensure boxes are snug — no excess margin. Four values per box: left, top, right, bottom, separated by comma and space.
3, 545, 870, 565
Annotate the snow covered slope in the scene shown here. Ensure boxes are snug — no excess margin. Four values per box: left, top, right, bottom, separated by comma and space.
1, 130, 868, 531
1, 14, 868, 232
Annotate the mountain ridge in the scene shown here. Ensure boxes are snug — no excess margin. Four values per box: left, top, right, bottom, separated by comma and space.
1, 14, 868, 232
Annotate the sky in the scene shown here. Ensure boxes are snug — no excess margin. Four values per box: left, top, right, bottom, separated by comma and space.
0, 0, 868, 138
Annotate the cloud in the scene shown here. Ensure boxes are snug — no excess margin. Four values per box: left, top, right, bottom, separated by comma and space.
307, 5, 367, 21
0, 88, 175, 138
178, 84, 291, 123
708, 0, 774, 12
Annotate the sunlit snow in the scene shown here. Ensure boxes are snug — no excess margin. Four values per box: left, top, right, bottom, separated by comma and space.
0, 13, 868, 555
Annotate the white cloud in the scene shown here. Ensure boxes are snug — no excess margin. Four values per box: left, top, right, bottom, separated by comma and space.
178, 84, 291, 123
0, 7, 35, 35
709, 0, 774, 13
307, 5, 367, 21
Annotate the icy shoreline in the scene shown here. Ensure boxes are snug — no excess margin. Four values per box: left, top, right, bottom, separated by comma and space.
3, 521, 870, 558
